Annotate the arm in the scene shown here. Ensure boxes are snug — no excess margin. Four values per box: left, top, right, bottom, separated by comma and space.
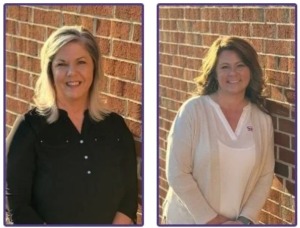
113, 115, 138, 224
239, 116, 275, 223
113, 211, 133, 224
166, 104, 223, 224
6, 116, 44, 224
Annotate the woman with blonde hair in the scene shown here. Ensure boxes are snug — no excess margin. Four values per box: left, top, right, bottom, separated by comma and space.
6, 26, 138, 224
163, 36, 274, 225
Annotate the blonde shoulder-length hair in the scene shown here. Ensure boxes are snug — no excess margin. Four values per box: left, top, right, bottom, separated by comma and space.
34, 25, 110, 123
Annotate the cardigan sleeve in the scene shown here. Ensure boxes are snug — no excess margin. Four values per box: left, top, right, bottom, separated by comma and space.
6, 115, 45, 224
166, 102, 218, 223
113, 114, 138, 222
239, 115, 275, 223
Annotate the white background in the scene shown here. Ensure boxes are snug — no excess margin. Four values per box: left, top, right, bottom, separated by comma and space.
0, 0, 298, 227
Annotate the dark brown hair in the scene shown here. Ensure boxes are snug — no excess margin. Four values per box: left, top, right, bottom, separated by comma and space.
194, 36, 268, 113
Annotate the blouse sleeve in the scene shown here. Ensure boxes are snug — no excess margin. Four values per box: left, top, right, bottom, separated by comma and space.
166, 102, 218, 223
239, 115, 275, 223
114, 114, 138, 222
6, 115, 44, 224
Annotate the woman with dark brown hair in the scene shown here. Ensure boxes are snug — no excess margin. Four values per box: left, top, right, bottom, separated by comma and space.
162, 36, 274, 225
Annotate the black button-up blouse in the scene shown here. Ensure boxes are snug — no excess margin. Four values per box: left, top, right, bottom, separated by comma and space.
6, 109, 138, 224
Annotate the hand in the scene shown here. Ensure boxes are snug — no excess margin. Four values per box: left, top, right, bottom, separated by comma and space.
223, 220, 244, 225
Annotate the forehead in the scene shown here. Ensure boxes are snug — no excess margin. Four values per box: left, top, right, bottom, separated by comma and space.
54, 41, 91, 60
217, 50, 242, 63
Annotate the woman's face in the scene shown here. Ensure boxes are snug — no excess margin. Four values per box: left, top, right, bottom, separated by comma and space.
215, 50, 251, 97
51, 41, 94, 106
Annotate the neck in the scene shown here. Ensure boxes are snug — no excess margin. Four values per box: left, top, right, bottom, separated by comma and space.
212, 91, 247, 110
57, 98, 88, 115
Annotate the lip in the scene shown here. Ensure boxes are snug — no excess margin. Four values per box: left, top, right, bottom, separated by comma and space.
227, 80, 240, 84
66, 81, 82, 87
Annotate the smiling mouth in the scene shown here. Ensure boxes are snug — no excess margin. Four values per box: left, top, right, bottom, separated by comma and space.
66, 81, 81, 87
227, 80, 240, 84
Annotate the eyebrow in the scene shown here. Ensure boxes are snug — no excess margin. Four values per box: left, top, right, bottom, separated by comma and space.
53, 56, 88, 62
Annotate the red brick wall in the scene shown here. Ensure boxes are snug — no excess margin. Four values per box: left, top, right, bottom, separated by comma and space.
5, 4, 143, 224
158, 4, 296, 224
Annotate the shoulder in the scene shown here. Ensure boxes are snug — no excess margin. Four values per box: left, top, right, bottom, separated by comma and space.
177, 95, 208, 117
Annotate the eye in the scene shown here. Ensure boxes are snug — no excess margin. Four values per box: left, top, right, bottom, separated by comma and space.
221, 65, 229, 69
78, 60, 87, 64
55, 62, 67, 67
237, 63, 246, 68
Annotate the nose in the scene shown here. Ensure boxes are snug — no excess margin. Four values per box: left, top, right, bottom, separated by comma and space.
67, 65, 75, 76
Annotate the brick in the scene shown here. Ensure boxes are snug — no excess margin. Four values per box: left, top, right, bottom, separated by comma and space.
101, 94, 126, 115
132, 24, 141, 42
103, 58, 136, 80
80, 17, 94, 33
278, 24, 295, 39
265, 100, 289, 117
285, 180, 295, 196
275, 162, 289, 178
6, 112, 17, 127
6, 52, 17, 67
252, 23, 276, 39
288, 58, 295, 73
95, 19, 111, 37
178, 44, 205, 58
125, 118, 141, 138
168, 8, 184, 19
112, 41, 141, 62
284, 89, 295, 104
281, 206, 295, 224
242, 8, 264, 22
136, 64, 142, 83
6, 97, 30, 114
80, 5, 114, 18
16, 70, 31, 87
97, 37, 111, 56
33, 8, 61, 27
19, 23, 47, 42
109, 77, 125, 96
278, 147, 295, 164
229, 23, 250, 37
184, 33, 201, 45
58, 5, 80, 12
264, 199, 280, 217
211, 22, 230, 35
6, 81, 17, 97
267, 70, 290, 87
62, 13, 81, 26
6, 68, 17, 82
192, 21, 210, 33
270, 86, 284, 102
6, 19, 18, 35
201, 7, 220, 20
111, 21, 130, 40
265, 40, 292, 56
123, 82, 141, 101
291, 136, 295, 151
18, 85, 34, 102
159, 43, 178, 55
18, 55, 40, 74
220, 8, 241, 21
274, 132, 290, 149
127, 101, 141, 120
184, 7, 201, 20
115, 5, 142, 21
159, 7, 169, 19
266, 8, 290, 23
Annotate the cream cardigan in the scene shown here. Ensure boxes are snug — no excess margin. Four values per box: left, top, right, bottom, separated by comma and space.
163, 95, 275, 224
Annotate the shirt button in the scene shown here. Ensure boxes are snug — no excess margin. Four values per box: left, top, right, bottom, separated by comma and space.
87, 170, 91, 174
84, 155, 88, 160
80, 140, 84, 144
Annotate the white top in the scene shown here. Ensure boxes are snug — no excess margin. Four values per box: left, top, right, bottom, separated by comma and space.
163, 95, 274, 224
207, 97, 256, 219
